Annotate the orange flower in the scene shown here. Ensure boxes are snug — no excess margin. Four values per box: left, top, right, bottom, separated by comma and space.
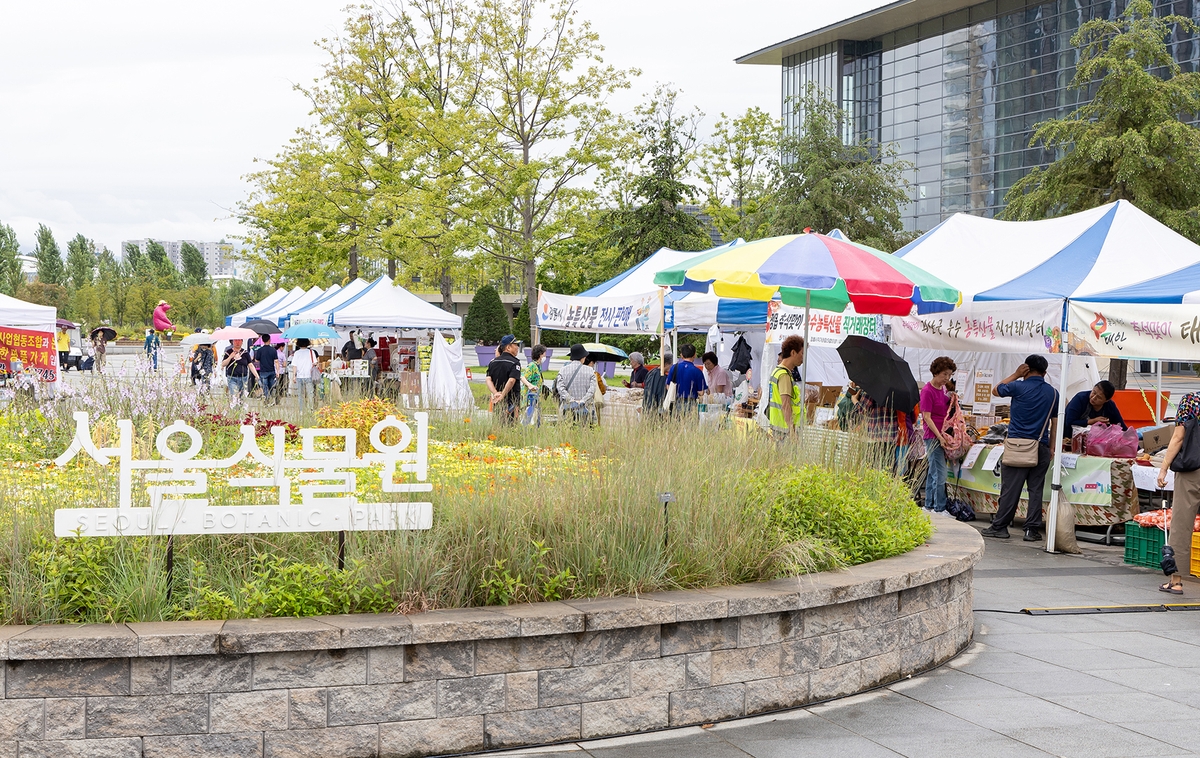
464, 418, 472, 423
487, 434, 497, 441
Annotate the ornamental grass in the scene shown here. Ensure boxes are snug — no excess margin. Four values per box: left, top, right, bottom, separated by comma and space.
0, 375, 931, 624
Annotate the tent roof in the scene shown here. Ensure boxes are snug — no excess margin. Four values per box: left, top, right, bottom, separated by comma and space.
226, 288, 290, 326
289, 278, 372, 323
272, 284, 341, 326
580, 241, 743, 298
895, 200, 1200, 303
255, 286, 328, 325
327, 276, 462, 330
0, 292, 56, 331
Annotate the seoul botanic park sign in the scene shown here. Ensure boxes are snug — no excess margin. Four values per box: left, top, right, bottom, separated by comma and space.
53, 411, 433, 537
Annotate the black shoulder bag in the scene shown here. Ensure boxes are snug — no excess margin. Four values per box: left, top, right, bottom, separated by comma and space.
1170, 419, 1200, 473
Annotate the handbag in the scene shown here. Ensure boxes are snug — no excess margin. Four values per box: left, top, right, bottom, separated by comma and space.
1002, 386, 1057, 468
941, 395, 971, 461
308, 349, 322, 381
1170, 419, 1200, 473
662, 382, 677, 412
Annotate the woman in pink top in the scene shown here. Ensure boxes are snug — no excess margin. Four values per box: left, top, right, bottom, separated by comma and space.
919, 356, 956, 513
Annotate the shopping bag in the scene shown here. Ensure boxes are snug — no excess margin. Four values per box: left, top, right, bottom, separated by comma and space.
941, 396, 971, 461
1086, 423, 1138, 458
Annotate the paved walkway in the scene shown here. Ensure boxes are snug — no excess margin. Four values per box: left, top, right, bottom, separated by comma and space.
491, 525, 1200, 758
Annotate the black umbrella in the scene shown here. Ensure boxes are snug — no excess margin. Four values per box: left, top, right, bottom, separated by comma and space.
89, 326, 117, 342
242, 319, 282, 336
836, 335, 920, 412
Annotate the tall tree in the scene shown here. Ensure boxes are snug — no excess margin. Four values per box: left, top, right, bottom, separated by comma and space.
0, 222, 22, 296
698, 107, 779, 243
180, 242, 208, 287
1002, 0, 1200, 235
33, 224, 64, 285
598, 86, 713, 265
123, 242, 146, 277
65, 234, 96, 290
468, 0, 635, 304
760, 87, 912, 251
97, 248, 128, 325
145, 240, 179, 289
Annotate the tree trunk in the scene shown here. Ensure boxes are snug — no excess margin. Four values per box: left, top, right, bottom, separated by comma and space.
349, 242, 358, 281
1109, 358, 1128, 390
523, 259, 537, 343
440, 268, 453, 313
388, 257, 396, 279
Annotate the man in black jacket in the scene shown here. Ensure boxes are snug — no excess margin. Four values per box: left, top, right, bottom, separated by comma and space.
486, 335, 522, 424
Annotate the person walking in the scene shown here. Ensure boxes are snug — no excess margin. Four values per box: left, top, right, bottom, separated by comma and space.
522, 345, 546, 426
981, 355, 1059, 541
1156, 392, 1200, 594
222, 339, 257, 398
143, 329, 160, 371
486, 334, 523, 424
291, 338, 321, 408
92, 332, 108, 374
255, 338, 281, 404
191, 343, 215, 389
766, 336, 805, 437
920, 356, 957, 514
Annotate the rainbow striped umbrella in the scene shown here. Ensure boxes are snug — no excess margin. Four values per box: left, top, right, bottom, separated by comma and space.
653, 233, 960, 316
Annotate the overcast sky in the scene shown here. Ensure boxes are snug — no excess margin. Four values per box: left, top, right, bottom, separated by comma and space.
0, 0, 885, 254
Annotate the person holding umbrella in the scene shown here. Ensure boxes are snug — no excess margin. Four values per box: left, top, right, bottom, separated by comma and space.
767, 336, 806, 437
89, 326, 115, 375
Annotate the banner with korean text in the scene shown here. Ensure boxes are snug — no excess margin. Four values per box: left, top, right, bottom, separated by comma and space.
765, 301, 884, 347
1069, 301, 1200, 360
537, 289, 663, 335
891, 300, 1065, 355
0, 326, 57, 382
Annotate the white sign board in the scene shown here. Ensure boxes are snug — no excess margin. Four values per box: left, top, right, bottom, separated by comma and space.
765, 301, 884, 347
892, 299, 1063, 354
1069, 301, 1200, 360
973, 368, 994, 415
537, 288, 662, 334
53, 411, 433, 537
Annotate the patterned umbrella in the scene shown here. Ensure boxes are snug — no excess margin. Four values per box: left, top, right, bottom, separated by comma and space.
653, 232, 960, 316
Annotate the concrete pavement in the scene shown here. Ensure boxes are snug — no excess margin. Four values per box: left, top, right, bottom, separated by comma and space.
487, 524, 1200, 758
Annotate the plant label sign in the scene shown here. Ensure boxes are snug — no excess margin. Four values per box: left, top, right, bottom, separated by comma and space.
52, 412, 433, 538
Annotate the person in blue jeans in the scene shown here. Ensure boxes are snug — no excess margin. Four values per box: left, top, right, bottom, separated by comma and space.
919, 356, 957, 513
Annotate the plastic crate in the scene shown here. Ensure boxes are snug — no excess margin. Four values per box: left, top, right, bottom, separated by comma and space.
1193, 533, 1200, 578
1124, 521, 1166, 569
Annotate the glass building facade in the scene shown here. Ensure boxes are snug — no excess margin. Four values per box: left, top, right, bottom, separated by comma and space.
775, 0, 1200, 233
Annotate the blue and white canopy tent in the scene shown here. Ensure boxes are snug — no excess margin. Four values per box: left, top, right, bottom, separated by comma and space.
252, 286, 331, 327
893, 199, 1200, 550
287, 278, 372, 326
225, 287, 292, 326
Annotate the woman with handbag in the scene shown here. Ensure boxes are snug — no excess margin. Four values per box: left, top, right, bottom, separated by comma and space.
1156, 392, 1200, 594
919, 357, 957, 513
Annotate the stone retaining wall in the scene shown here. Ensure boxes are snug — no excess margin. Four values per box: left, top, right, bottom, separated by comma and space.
0, 522, 982, 758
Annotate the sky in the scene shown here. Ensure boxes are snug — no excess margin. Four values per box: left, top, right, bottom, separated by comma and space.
0, 0, 887, 254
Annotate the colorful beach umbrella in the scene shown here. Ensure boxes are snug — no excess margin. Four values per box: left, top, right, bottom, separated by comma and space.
653, 233, 960, 316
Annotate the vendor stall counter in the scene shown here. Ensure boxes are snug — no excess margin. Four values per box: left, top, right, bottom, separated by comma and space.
949, 444, 1136, 527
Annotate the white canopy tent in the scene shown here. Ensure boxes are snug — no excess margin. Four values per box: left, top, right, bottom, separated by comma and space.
327, 276, 462, 330
253, 286, 330, 327
893, 200, 1200, 551
226, 288, 290, 326
288, 278, 372, 326
270, 284, 340, 327
231, 287, 306, 327
0, 293, 56, 334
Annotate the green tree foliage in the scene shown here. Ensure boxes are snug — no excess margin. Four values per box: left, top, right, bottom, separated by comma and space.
145, 240, 180, 290
33, 224, 64, 285
98, 249, 132, 326
123, 243, 146, 278
1001, 0, 1200, 240
598, 86, 713, 264
0, 222, 22, 296
698, 107, 779, 242
463, 284, 509, 344
513, 296, 531, 343
173, 286, 215, 329
65, 234, 96, 290
761, 87, 912, 251
22, 282, 68, 313
180, 242, 208, 287
215, 279, 267, 321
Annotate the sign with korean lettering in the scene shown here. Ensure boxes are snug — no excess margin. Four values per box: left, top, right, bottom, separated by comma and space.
1068, 301, 1200, 360
53, 411, 432, 537
973, 369, 994, 414
891, 300, 1063, 354
0, 326, 57, 382
537, 289, 662, 335
765, 301, 884, 347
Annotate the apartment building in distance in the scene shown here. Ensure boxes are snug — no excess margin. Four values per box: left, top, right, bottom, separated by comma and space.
119, 239, 237, 280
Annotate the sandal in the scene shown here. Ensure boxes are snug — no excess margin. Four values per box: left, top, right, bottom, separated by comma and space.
1160, 581, 1184, 595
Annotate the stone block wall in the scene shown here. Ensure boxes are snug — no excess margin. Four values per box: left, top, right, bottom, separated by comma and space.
0, 523, 982, 757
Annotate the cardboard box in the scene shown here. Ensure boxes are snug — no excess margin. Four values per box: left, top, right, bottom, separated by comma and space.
817, 385, 842, 407
1141, 424, 1173, 455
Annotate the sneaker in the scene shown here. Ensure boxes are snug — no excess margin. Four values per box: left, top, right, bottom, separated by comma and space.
1023, 530, 1042, 542
980, 526, 1010, 539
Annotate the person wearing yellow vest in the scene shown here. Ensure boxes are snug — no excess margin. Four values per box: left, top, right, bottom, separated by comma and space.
767, 335, 806, 437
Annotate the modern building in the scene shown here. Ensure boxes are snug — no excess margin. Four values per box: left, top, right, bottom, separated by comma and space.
120, 239, 237, 280
737, 0, 1200, 233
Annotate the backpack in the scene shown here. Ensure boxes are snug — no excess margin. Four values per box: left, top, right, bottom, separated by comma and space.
727, 335, 752, 375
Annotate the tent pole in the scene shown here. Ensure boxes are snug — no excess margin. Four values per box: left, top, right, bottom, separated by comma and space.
1046, 307, 1071, 554
801, 289, 811, 430
1156, 359, 1163, 425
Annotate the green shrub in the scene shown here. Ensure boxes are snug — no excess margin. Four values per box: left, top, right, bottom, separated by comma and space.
753, 465, 932, 567
463, 284, 510, 345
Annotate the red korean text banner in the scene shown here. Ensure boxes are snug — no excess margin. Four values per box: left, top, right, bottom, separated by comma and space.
0, 327, 57, 382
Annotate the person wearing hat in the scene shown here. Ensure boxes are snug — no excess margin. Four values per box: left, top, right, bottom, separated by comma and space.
554, 343, 598, 423
486, 334, 523, 424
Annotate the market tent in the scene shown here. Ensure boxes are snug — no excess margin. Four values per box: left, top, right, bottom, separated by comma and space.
226, 288, 291, 326
327, 276, 462, 330
231, 287, 306, 327
252, 286, 329, 327
288, 278, 372, 325
274, 284, 340, 327
0, 293, 56, 334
